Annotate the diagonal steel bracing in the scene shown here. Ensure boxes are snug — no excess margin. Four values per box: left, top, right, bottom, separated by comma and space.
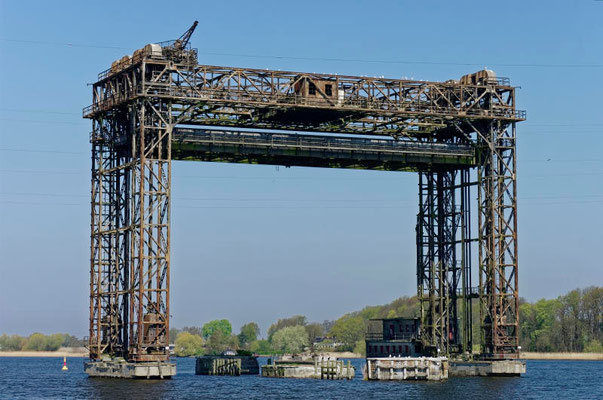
477, 122, 519, 359
417, 168, 475, 355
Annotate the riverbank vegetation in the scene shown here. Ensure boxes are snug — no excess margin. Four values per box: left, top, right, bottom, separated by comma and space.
2, 287, 599, 356
519, 286, 602, 353
0, 333, 82, 351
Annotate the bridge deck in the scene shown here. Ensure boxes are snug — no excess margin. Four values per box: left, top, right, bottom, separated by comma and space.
172, 128, 475, 171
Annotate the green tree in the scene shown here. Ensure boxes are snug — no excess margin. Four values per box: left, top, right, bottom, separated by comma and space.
329, 315, 366, 351
249, 339, 273, 354
581, 286, 603, 345
0, 334, 26, 351
24, 333, 47, 351
205, 329, 239, 355
202, 320, 232, 340
556, 289, 583, 351
584, 339, 603, 353
353, 339, 366, 356
268, 315, 307, 341
174, 332, 204, 357
238, 322, 260, 348
271, 326, 309, 354
304, 323, 324, 344
61, 334, 83, 348
45, 334, 65, 351
169, 328, 181, 343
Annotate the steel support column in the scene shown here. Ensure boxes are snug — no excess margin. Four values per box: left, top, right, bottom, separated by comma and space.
477, 122, 519, 358
417, 168, 474, 356
127, 93, 172, 362
89, 116, 130, 360
89, 95, 171, 362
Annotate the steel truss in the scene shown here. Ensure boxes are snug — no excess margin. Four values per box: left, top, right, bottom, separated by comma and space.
89, 94, 172, 361
477, 121, 519, 358
85, 45, 522, 362
417, 168, 474, 355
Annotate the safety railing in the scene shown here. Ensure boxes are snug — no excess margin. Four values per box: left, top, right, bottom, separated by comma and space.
173, 129, 476, 158
83, 81, 526, 122
365, 332, 418, 341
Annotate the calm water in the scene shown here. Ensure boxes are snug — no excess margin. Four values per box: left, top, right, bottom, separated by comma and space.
0, 357, 601, 399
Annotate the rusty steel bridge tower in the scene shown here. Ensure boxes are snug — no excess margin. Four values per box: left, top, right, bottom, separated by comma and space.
83, 23, 524, 376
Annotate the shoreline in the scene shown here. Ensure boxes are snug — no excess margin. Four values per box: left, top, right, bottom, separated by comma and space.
520, 352, 603, 360
0, 351, 88, 358
1, 350, 601, 360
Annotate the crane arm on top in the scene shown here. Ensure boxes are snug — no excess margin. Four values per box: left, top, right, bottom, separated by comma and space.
174, 21, 198, 50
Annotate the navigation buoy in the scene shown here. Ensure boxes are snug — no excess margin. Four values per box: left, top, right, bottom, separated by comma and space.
62, 357, 68, 371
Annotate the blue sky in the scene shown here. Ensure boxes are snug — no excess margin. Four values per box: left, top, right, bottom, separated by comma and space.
0, 0, 602, 338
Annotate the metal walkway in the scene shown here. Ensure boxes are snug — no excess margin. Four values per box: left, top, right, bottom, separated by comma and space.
173, 128, 476, 171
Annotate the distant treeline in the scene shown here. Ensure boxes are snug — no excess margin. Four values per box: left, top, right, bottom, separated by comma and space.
170, 296, 420, 357
3, 287, 600, 355
520, 286, 602, 353
0, 333, 83, 351
164, 286, 603, 357
324, 286, 603, 354
170, 317, 332, 357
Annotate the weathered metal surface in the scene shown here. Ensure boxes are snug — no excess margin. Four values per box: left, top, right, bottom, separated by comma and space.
417, 169, 474, 356
84, 25, 524, 364
172, 128, 476, 171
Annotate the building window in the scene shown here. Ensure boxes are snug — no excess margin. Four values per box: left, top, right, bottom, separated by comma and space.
398, 346, 402, 354
380, 346, 384, 354
405, 345, 409, 354
325, 84, 332, 96
308, 82, 316, 95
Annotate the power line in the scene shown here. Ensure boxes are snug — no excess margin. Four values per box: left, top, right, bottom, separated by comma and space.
1, 199, 600, 208
0, 169, 83, 175
0, 148, 86, 155
0, 118, 85, 126
1, 168, 601, 179
0, 191, 415, 203
0, 108, 81, 116
2, 38, 603, 68
1, 191, 601, 203
525, 123, 603, 127
0, 38, 130, 50
197, 51, 603, 69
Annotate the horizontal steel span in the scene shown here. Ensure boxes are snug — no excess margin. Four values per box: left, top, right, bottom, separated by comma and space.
83, 58, 524, 137
172, 128, 476, 171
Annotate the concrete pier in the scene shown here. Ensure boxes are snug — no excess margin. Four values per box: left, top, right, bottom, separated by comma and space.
261, 355, 354, 380
449, 359, 526, 377
365, 357, 449, 381
195, 355, 259, 375
84, 360, 176, 379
